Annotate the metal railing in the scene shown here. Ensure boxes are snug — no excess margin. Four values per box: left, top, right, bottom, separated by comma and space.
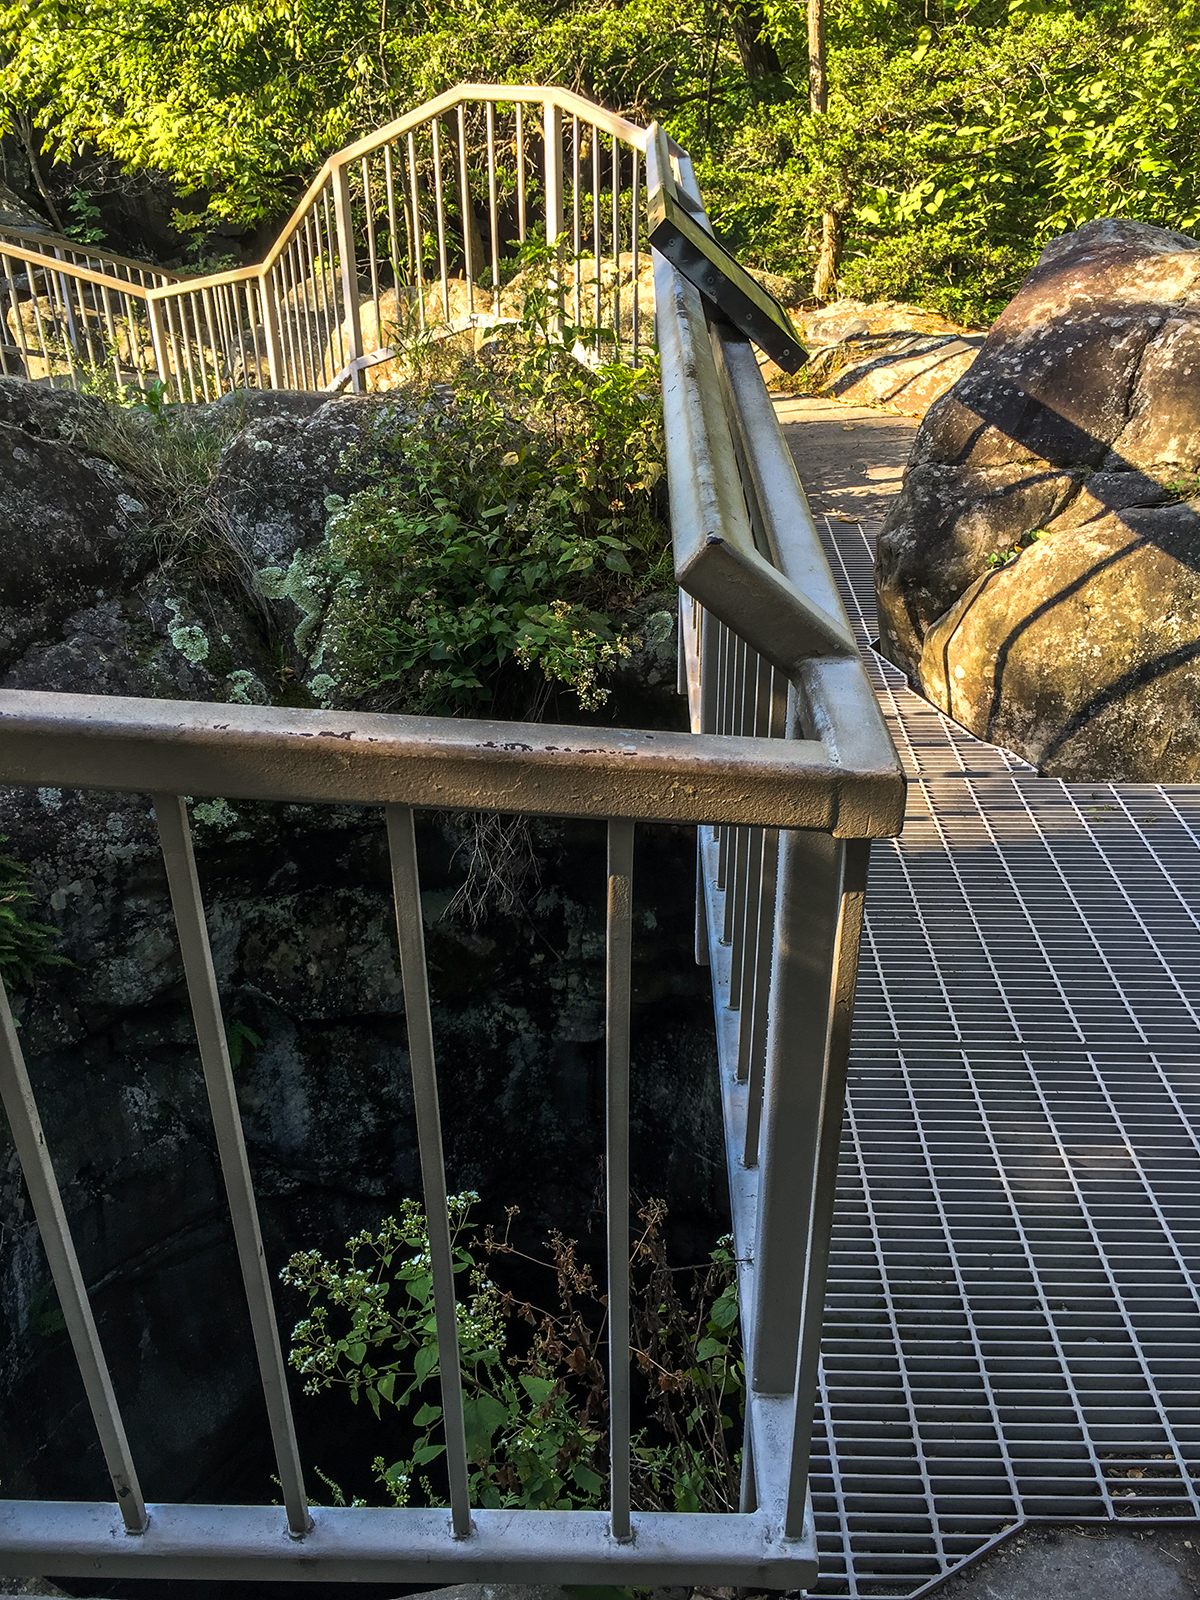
0, 225, 177, 389
0, 87, 905, 1588
149, 86, 653, 399
1, 87, 652, 400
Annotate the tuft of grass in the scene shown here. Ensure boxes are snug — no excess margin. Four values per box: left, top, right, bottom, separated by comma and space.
74, 394, 260, 601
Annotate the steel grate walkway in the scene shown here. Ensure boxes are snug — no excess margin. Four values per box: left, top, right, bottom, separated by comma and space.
807, 518, 1200, 1597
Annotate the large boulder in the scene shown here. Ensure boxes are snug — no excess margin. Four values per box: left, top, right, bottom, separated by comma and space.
875, 218, 1200, 780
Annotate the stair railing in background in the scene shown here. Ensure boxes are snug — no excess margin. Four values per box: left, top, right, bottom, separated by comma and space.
0, 87, 658, 400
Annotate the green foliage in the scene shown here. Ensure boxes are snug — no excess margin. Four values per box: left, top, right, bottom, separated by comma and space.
697, 0, 1200, 322
226, 1018, 264, 1069
0, 841, 70, 991
8, 0, 1199, 358
282, 1195, 744, 1514
307, 297, 668, 716
65, 188, 106, 244
283, 1194, 608, 1511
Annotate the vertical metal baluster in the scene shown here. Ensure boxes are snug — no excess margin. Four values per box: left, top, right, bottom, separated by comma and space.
245, 282, 267, 389
606, 817, 634, 1544
202, 287, 225, 399
694, 835, 710, 969
275, 257, 297, 388
122, 291, 145, 380
750, 826, 848, 1401
312, 192, 334, 374
728, 642, 763, 997
153, 794, 311, 1537
321, 186, 347, 373
385, 805, 472, 1539
784, 839, 872, 1536
218, 283, 240, 392
739, 666, 788, 1102
213, 285, 239, 394
300, 225, 323, 386
714, 622, 730, 893
258, 265, 283, 390
740, 831, 780, 1126
160, 294, 187, 400
383, 142, 403, 298
515, 103, 527, 245
305, 210, 330, 382
27, 266, 57, 384
363, 154, 382, 361
98, 281, 122, 389
456, 104, 474, 316
47, 271, 79, 387
592, 127, 602, 334
543, 100, 563, 248
734, 651, 774, 1055
230, 282, 252, 388
281, 245, 306, 389
232, 281, 256, 387
611, 134, 621, 349
722, 637, 749, 947
571, 115, 581, 329
172, 298, 200, 402
41, 263, 73, 382
486, 103, 500, 314
275, 247, 296, 389
332, 160, 364, 391
630, 147, 640, 363
408, 131, 428, 333
431, 121, 451, 323
0, 979, 148, 1533
294, 221, 315, 384
2, 253, 34, 374
200, 286, 224, 398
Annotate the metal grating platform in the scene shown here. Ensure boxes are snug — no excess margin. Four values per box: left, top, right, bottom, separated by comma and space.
807, 518, 1200, 1597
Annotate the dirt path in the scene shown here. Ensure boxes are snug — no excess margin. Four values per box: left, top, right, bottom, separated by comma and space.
773, 393, 918, 528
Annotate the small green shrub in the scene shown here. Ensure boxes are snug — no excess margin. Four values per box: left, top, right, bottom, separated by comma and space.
308, 281, 669, 718
282, 1195, 743, 1514
0, 842, 70, 990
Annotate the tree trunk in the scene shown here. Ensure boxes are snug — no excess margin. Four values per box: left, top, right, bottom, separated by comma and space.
808, 0, 842, 301
808, 0, 827, 112
730, 1, 782, 82
13, 115, 66, 235
813, 208, 842, 303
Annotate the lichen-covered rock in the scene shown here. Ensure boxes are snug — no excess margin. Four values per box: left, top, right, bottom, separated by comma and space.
875, 218, 1200, 780
0, 376, 711, 1513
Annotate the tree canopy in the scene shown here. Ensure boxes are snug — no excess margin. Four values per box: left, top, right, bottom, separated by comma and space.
4, 0, 1200, 319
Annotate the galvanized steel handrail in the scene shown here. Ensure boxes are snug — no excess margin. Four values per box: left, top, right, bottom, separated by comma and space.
0, 82, 905, 1592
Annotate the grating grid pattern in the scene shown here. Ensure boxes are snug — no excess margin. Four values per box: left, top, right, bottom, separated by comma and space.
806, 518, 1200, 1597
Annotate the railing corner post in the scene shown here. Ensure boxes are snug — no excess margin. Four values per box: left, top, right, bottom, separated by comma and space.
146, 289, 171, 395
331, 158, 365, 393
260, 267, 285, 389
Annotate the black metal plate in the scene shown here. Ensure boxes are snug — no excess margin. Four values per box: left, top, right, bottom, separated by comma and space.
648, 186, 807, 374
